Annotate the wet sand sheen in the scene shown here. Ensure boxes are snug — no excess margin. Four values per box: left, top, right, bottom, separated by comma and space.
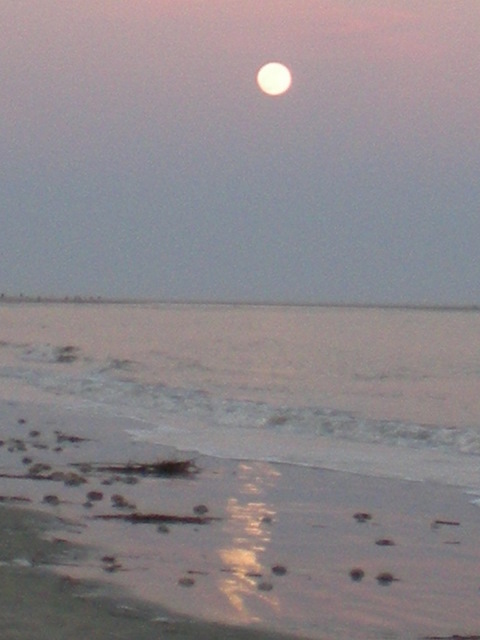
0, 508, 306, 640
1, 401, 480, 639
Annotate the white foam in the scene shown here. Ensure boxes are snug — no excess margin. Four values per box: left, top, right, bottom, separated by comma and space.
126, 420, 480, 495
2, 302, 480, 497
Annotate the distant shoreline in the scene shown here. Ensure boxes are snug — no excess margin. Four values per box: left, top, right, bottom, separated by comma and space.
1, 294, 479, 313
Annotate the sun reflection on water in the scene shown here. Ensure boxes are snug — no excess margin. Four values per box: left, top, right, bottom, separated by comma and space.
218, 463, 280, 623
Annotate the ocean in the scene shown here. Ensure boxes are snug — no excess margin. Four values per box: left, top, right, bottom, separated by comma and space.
1, 301, 480, 489
2, 301, 480, 638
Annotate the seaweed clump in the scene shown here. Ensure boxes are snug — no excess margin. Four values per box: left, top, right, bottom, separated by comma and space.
95, 512, 218, 525
88, 459, 197, 478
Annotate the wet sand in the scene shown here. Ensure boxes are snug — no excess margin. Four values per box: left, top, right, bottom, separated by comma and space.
1, 400, 480, 639
0, 509, 304, 640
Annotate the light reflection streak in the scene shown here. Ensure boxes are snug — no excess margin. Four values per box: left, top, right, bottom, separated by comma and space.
218, 463, 281, 623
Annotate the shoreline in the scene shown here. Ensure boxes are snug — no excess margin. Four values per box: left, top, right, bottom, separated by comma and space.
1, 400, 480, 639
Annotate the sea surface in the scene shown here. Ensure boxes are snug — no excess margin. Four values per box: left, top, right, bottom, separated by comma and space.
1, 301, 480, 492
3, 301, 480, 638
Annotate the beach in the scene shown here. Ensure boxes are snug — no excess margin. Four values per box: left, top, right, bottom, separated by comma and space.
0, 400, 309, 640
1, 301, 480, 638
0, 513, 303, 640
1, 399, 480, 639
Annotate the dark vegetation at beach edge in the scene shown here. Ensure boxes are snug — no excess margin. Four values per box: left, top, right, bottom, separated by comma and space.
1, 292, 480, 312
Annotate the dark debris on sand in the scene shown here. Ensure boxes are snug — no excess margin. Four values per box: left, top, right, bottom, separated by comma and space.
83, 459, 198, 477
0, 495, 32, 504
353, 512, 372, 523
375, 572, 399, 586
423, 636, 480, 640
349, 568, 365, 582
94, 512, 220, 525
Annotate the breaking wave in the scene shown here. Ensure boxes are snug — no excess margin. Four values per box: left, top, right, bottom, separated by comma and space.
3, 351, 480, 457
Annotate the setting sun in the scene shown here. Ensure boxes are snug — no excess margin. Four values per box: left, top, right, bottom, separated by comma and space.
256, 62, 292, 96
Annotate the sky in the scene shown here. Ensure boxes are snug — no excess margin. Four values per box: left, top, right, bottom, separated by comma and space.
2, 0, 480, 305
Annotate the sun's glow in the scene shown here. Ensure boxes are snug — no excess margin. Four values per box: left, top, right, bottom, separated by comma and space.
256, 62, 292, 96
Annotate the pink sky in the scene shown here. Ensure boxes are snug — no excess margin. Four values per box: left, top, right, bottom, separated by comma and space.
2, 1, 480, 303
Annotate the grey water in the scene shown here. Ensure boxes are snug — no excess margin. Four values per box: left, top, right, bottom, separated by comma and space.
1, 301, 480, 488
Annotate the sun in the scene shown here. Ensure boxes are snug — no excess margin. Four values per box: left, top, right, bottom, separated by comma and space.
256, 62, 292, 97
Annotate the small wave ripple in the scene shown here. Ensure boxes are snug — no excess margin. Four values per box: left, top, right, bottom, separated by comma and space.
2, 357, 480, 457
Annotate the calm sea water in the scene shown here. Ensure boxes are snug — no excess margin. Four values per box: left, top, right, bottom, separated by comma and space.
3, 301, 480, 639
1, 302, 480, 488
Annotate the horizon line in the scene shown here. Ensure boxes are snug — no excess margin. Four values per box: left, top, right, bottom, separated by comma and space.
1, 293, 479, 313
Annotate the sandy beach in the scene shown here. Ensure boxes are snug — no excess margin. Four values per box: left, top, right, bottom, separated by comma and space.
0, 404, 306, 640
0, 399, 480, 639
1, 507, 307, 640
